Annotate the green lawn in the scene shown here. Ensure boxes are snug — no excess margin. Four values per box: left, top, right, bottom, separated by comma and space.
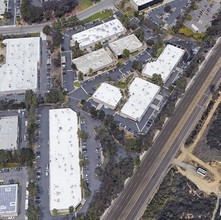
74, 81, 81, 87
31, 33, 40, 37
78, 0, 93, 11
114, 75, 133, 89
83, 10, 113, 23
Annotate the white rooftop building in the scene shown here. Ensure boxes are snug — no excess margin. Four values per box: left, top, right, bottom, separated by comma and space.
70, 19, 126, 49
0, 184, 18, 217
109, 34, 143, 57
0, 116, 18, 150
120, 78, 160, 121
92, 83, 123, 109
130, 0, 163, 11
0, 37, 40, 94
0, 0, 6, 16
142, 44, 185, 82
49, 109, 82, 212
72, 48, 114, 75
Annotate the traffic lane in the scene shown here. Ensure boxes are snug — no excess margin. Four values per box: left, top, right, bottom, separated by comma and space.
37, 106, 51, 220
39, 40, 49, 95
128, 103, 203, 220
108, 49, 221, 218
105, 41, 221, 219
80, 116, 101, 213
129, 79, 217, 220
107, 63, 221, 220
63, 71, 74, 92
69, 87, 89, 101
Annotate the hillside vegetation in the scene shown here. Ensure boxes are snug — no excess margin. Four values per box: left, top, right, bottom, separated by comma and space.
141, 168, 216, 220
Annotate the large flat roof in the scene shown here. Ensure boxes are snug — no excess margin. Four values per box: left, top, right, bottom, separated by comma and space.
92, 83, 122, 109
132, 0, 155, 6
0, 184, 18, 217
71, 19, 126, 48
142, 44, 185, 82
109, 34, 143, 56
120, 78, 160, 121
0, 37, 40, 94
72, 48, 113, 75
0, 116, 18, 150
49, 108, 82, 211
0, 0, 6, 15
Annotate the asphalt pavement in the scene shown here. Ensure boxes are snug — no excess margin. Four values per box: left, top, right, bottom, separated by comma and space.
103, 38, 221, 220
0, 0, 117, 35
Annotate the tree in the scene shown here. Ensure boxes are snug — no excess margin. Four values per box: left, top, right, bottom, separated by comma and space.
52, 30, 63, 47
97, 110, 105, 121
52, 208, 58, 216
78, 130, 88, 140
21, 0, 43, 23
193, 3, 199, 10
0, 54, 5, 63
42, 25, 52, 35
27, 182, 37, 197
178, 27, 193, 37
135, 155, 141, 167
72, 63, 77, 70
132, 60, 142, 72
95, 167, 103, 177
4, 11, 12, 19
185, 14, 192, 21
90, 106, 97, 118
78, 71, 84, 81
94, 41, 102, 50
89, 68, 93, 75
125, 138, 141, 153
72, 41, 83, 58
79, 159, 89, 167
69, 206, 74, 214
134, 29, 144, 41
164, 5, 171, 13
122, 49, 130, 58
176, 76, 187, 94
52, 58, 61, 67
119, 15, 130, 29
146, 39, 154, 47
0, 150, 8, 165
45, 88, 64, 103
27, 204, 39, 220
151, 74, 163, 86
152, 38, 164, 57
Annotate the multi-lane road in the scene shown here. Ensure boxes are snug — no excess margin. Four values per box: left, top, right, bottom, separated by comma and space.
103, 39, 221, 220
0, 0, 116, 35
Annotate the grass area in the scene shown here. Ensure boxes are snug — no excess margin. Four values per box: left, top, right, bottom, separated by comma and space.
114, 74, 133, 89
156, 46, 165, 57
115, 0, 135, 17
78, 0, 93, 11
31, 33, 40, 37
83, 10, 113, 23
74, 81, 81, 87
0, 163, 20, 169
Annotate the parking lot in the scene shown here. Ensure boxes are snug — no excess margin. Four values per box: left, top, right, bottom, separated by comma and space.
147, 0, 190, 28
184, 0, 220, 33
0, 168, 28, 220
39, 40, 52, 95
34, 106, 51, 220
79, 117, 101, 212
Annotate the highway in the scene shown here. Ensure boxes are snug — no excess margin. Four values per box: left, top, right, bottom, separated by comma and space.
103, 39, 221, 220
0, 0, 116, 35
